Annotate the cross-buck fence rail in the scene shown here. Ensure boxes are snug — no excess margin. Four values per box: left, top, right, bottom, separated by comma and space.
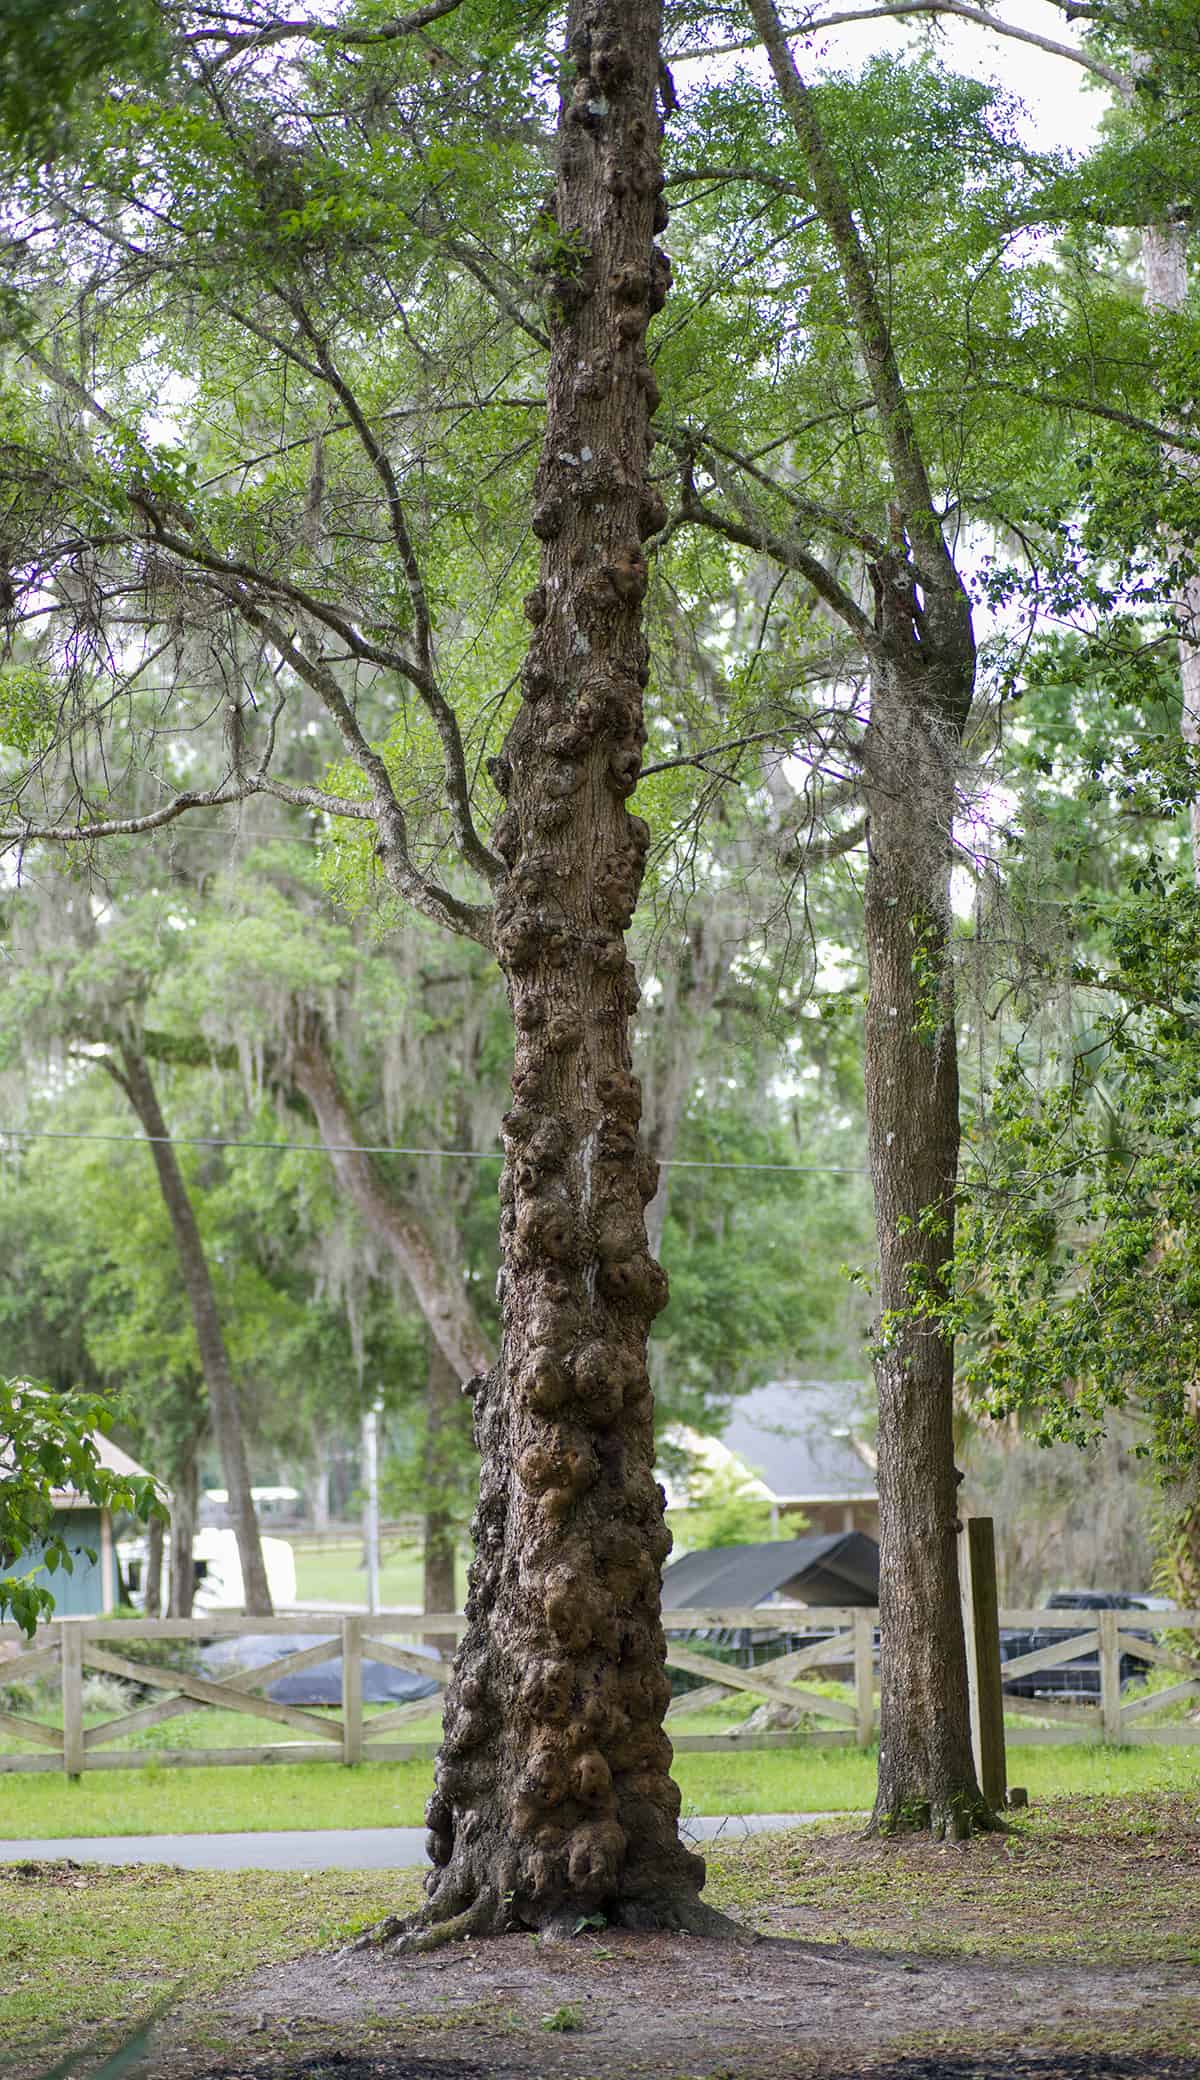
0, 1606, 1197, 1777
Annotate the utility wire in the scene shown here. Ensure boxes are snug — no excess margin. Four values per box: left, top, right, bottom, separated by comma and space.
0, 1125, 869, 1175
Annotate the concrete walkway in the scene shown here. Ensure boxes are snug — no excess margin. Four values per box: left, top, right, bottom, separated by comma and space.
0, 1812, 841, 1872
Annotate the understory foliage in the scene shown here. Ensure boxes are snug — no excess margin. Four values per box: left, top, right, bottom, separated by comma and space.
952, 859, 1200, 1603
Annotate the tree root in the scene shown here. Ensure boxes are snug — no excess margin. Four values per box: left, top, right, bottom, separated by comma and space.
614, 1893, 755, 1942
347, 1883, 752, 1956
347, 1888, 500, 1956
866, 1792, 1009, 1842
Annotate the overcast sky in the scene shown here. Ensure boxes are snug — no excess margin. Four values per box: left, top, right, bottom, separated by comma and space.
678, 3, 1110, 157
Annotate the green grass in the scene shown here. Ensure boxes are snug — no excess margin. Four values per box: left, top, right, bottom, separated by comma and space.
705, 1791, 1200, 1965
290, 1542, 465, 1608
0, 1738, 1196, 1839
0, 1861, 423, 2069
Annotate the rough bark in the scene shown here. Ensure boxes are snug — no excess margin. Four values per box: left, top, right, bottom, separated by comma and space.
746, 0, 993, 1835
116, 1046, 273, 1616
168, 1445, 198, 1619
861, 632, 990, 1837
424, 1338, 461, 1655
400, 0, 724, 1945
285, 1012, 493, 1382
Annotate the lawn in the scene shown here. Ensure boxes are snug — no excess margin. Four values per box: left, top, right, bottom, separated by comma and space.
0, 1738, 1196, 1838
289, 1541, 465, 1608
2, 1794, 1197, 2075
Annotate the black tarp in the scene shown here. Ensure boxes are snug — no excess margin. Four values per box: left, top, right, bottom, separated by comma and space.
660, 1530, 880, 1610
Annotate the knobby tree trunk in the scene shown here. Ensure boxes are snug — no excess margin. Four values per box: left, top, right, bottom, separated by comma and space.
406, 0, 720, 1945
286, 1012, 493, 1381
425, 1338, 462, 1657
168, 1444, 199, 1619
862, 604, 989, 1837
116, 1046, 272, 1615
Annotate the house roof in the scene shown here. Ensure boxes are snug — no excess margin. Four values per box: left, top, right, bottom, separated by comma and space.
716, 1379, 877, 1504
50, 1431, 154, 1511
661, 1529, 880, 1609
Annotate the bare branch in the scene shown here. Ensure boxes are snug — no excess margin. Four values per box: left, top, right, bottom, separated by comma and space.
285, 303, 504, 887
640, 729, 804, 779
670, 2, 1129, 93
664, 165, 813, 202
186, 0, 468, 63
235, 600, 494, 947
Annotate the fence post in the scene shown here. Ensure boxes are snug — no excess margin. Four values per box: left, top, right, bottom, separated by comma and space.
853, 1609, 874, 1746
961, 1517, 1007, 1812
62, 1622, 84, 1779
342, 1614, 363, 1765
1099, 1608, 1121, 1743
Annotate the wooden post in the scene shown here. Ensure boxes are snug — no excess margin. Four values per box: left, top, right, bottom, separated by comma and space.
62, 1622, 84, 1779
1099, 1607, 1122, 1743
853, 1609, 875, 1746
342, 1614, 363, 1765
961, 1517, 1007, 1811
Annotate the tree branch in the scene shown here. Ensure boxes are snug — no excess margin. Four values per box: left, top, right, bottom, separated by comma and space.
235, 600, 494, 947
285, 301, 504, 887
988, 383, 1200, 459
787, 809, 868, 868
670, 2, 1128, 93
678, 460, 883, 657
697, 432, 889, 558
186, 0, 468, 63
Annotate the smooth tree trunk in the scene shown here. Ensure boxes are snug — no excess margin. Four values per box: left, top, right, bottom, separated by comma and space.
424, 1338, 461, 1656
407, 0, 719, 1945
861, 588, 990, 1837
168, 1444, 199, 1619
117, 1046, 273, 1615
143, 1511, 164, 1617
286, 1012, 493, 1381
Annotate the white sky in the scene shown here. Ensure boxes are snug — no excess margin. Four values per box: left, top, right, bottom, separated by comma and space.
675, 3, 1108, 158
811, 1, 1107, 155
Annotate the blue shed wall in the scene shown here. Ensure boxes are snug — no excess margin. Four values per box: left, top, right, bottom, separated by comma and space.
20, 1509, 115, 1616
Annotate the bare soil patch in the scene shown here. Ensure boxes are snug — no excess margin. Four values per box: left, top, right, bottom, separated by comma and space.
164, 1798, 1200, 2079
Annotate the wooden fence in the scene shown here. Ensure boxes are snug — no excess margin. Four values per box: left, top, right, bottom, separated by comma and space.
0, 1605, 1197, 1777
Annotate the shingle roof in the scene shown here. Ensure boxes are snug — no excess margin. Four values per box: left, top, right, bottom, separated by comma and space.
716, 1379, 876, 1503
661, 1529, 880, 1609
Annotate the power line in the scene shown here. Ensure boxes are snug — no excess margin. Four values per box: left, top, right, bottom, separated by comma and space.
0, 1125, 868, 1175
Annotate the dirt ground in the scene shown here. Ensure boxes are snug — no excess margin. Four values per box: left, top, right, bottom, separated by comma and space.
150, 1812, 1200, 2080
161, 1931, 1200, 2080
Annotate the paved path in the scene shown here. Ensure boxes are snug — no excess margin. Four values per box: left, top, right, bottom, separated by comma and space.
0, 1812, 842, 1872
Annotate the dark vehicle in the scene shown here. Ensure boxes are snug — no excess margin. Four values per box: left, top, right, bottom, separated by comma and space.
198, 1632, 439, 1706
999, 1591, 1163, 1700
